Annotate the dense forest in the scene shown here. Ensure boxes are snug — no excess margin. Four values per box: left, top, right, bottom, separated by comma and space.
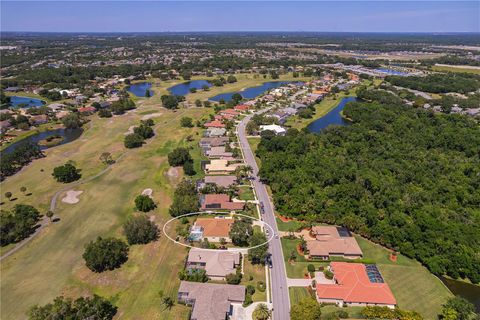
386, 73, 480, 94
257, 102, 480, 283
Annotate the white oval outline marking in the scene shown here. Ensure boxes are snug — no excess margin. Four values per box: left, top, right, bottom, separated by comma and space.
162, 211, 274, 252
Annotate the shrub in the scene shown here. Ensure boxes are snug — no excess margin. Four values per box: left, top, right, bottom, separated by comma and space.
243, 293, 253, 307
256, 281, 266, 292
246, 284, 256, 295
134, 195, 156, 212
83, 237, 129, 272
307, 264, 316, 273
337, 310, 349, 319
124, 133, 144, 148
168, 147, 192, 166
52, 163, 81, 183
324, 269, 334, 280
225, 272, 242, 285
98, 109, 112, 118
123, 215, 159, 245
180, 117, 194, 128
178, 268, 208, 282
182, 161, 196, 176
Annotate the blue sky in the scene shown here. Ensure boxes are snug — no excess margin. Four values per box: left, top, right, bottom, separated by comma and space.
1, 1, 479, 32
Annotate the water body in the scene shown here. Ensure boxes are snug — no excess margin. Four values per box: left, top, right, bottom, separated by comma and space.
168, 80, 212, 96
441, 277, 480, 312
127, 82, 153, 97
2, 128, 83, 155
10, 96, 46, 108
375, 68, 408, 76
209, 81, 299, 102
307, 97, 358, 133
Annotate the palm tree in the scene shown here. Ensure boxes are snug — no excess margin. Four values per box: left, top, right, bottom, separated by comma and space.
162, 296, 175, 310
253, 303, 270, 320
46, 210, 54, 222
20, 186, 27, 194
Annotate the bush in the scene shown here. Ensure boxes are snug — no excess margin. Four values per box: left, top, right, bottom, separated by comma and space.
168, 147, 192, 166
246, 284, 256, 295
225, 272, 242, 285
134, 195, 156, 212
83, 237, 129, 272
256, 281, 266, 292
123, 215, 159, 245
28, 295, 117, 320
52, 163, 81, 183
307, 264, 316, 273
324, 269, 334, 280
98, 109, 112, 118
243, 293, 253, 307
180, 117, 194, 128
124, 133, 144, 148
182, 161, 196, 176
178, 268, 208, 282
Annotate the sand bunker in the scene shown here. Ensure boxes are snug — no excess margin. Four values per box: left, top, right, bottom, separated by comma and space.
62, 190, 83, 204
142, 188, 153, 197
141, 113, 163, 120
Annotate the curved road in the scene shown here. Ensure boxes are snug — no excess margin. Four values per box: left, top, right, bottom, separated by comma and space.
237, 112, 290, 320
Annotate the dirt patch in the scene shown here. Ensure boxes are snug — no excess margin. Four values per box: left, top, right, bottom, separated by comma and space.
165, 166, 182, 184
124, 125, 135, 135
61, 190, 83, 204
141, 112, 163, 120
142, 188, 153, 197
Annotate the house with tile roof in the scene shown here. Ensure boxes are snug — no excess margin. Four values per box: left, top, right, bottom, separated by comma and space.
186, 248, 240, 280
306, 226, 363, 260
192, 216, 234, 242
316, 262, 396, 308
178, 281, 245, 320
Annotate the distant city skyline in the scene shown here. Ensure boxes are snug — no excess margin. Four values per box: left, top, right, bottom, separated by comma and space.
1, 1, 479, 33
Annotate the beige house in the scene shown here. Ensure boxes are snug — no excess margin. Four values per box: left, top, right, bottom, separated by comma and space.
186, 248, 240, 280
205, 159, 241, 174
306, 226, 362, 260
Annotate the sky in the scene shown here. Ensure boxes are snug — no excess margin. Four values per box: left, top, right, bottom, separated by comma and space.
1, 1, 479, 33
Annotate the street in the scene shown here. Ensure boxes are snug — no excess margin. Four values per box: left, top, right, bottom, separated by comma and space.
237, 112, 291, 320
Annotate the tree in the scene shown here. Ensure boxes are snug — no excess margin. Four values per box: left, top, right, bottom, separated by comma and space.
225, 271, 242, 285
161, 297, 175, 310
46, 210, 54, 221
181, 70, 192, 80
145, 89, 151, 98
28, 295, 117, 320
98, 108, 112, 118
52, 163, 81, 183
168, 147, 192, 166
180, 117, 194, 128
253, 303, 270, 320
124, 133, 144, 148
195, 99, 202, 107
227, 75, 237, 83
161, 95, 179, 109
20, 186, 27, 194
290, 298, 322, 320
440, 297, 476, 320
134, 195, 156, 212
169, 179, 199, 217
62, 113, 82, 129
133, 124, 154, 139
0, 204, 41, 246
83, 237, 129, 272
99, 152, 114, 165
5, 192, 12, 200
229, 219, 253, 246
232, 93, 243, 104
178, 268, 208, 282
248, 231, 269, 264
182, 160, 196, 176
123, 215, 159, 245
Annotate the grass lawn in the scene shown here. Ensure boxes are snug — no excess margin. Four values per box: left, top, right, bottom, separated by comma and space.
275, 216, 303, 232
321, 305, 364, 319
0, 97, 210, 319
238, 185, 255, 201
432, 65, 480, 75
289, 287, 312, 305
242, 258, 267, 302
247, 137, 261, 166
281, 237, 328, 278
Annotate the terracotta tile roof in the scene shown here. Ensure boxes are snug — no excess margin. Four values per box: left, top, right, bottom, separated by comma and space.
204, 120, 225, 128
316, 262, 396, 306
220, 108, 240, 116
195, 217, 234, 237
234, 104, 250, 111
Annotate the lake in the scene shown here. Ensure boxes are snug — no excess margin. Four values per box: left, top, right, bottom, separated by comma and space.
441, 277, 480, 312
307, 97, 358, 133
168, 80, 212, 96
127, 82, 153, 97
209, 81, 297, 102
2, 128, 83, 155
10, 96, 46, 108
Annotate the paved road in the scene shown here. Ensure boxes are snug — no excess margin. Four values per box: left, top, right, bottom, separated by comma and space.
237, 112, 290, 320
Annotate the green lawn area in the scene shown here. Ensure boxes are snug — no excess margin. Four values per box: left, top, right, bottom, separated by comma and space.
281, 237, 328, 278
238, 185, 255, 201
432, 65, 480, 75
289, 287, 312, 305
0, 98, 210, 319
242, 258, 267, 302
275, 216, 303, 232
247, 137, 261, 166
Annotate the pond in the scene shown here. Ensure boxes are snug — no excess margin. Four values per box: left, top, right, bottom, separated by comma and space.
10, 96, 46, 108
2, 128, 84, 155
441, 277, 480, 312
127, 82, 153, 97
307, 97, 358, 133
168, 80, 212, 96
209, 81, 297, 102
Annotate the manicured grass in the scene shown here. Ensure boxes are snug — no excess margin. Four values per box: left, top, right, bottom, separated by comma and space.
289, 287, 312, 305
238, 185, 255, 201
432, 65, 480, 75
247, 137, 261, 166
242, 258, 267, 302
275, 216, 303, 232
281, 237, 328, 278
321, 305, 364, 319
0, 101, 209, 319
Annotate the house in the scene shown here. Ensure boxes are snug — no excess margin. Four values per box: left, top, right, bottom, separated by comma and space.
205, 159, 240, 174
260, 124, 286, 136
78, 106, 96, 113
205, 128, 227, 137
206, 146, 233, 159
0, 120, 12, 133
186, 249, 240, 280
200, 194, 244, 211
220, 109, 240, 117
47, 103, 66, 112
56, 110, 71, 119
29, 114, 48, 125
234, 104, 250, 112
75, 95, 87, 105
307, 226, 362, 260
4, 87, 21, 92
199, 137, 229, 149
192, 217, 234, 242
316, 262, 396, 309
177, 281, 245, 320
204, 120, 225, 128
204, 175, 237, 188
